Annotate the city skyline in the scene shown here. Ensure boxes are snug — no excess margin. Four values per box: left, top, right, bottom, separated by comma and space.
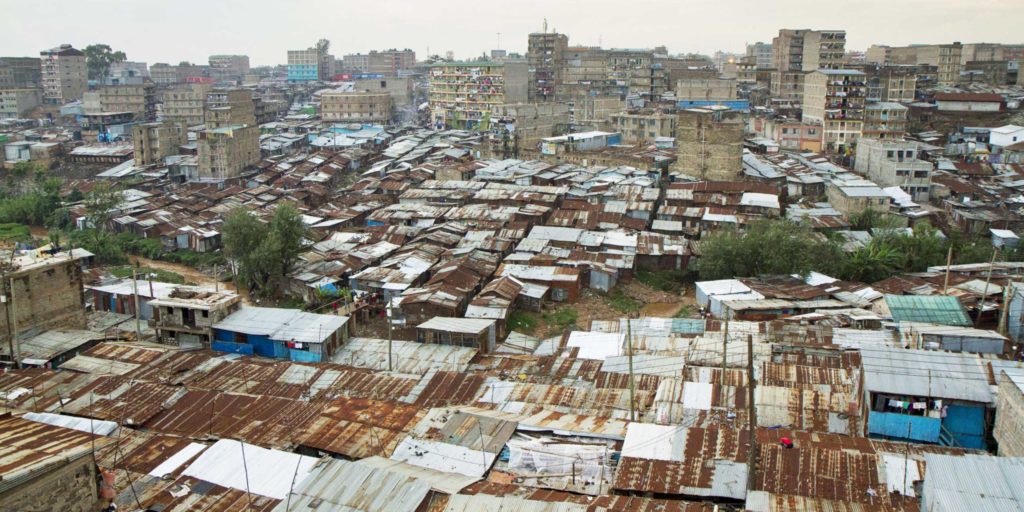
2, 0, 1023, 66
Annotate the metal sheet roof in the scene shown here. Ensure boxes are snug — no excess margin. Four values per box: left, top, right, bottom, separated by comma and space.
922, 454, 1024, 512
272, 458, 431, 512
356, 455, 481, 495
180, 439, 318, 500
21, 412, 117, 436
861, 347, 992, 403
332, 338, 477, 374
884, 295, 971, 326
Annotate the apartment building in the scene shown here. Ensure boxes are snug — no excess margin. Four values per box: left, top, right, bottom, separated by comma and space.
490, 102, 569, 146
428, 61, 528, 130
0, 88, 41, 119
854, 138, 932, 201
676, 79, 737, 101
197, 124, 260, 179
672, 108, 744, 180
208, 54, 250, 80
342, 53, 369, 72
132, 121, 188, 166
149, 63, 179, 85
802, 69, 866, 153
863, 65, 917, 103
863, 102, 909, 140
527, 32, 569, 101
609, 111, 676, 144
288, 46, 330, 82
746, 42, 773, 69
162, 83, 213, 126
937, 43, 963, 85
0, 57, 41, 88
205, 89, 256, 129
881, 43, 963, 85
321, 91, 391, 123
84, 83, 158, 121
39, 44, 87, 104
341, 50, 416, 75
770, 29, 846, 106
352, 76, 414, 106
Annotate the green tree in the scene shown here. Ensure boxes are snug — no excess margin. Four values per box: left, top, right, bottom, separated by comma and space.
222, 203, 306, 296
84, 44, 127, 80
83, 183, 122, 238
839, 241, 902, 283
696, 219, 838, 280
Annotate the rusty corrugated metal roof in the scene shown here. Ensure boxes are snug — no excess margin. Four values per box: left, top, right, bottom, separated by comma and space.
296, 397, 426, 459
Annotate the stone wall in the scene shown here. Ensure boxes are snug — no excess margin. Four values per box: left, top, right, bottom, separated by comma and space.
0, 456, 99, 512
0, 258, 86, 349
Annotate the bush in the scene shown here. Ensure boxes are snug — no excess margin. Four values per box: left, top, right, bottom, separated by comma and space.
508, 311, 539, 334
542, 307, 578, 331
607, 287, 641, 313
110, 266, 184, 284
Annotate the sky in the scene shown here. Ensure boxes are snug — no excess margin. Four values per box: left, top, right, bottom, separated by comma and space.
3, 0, 1023, 66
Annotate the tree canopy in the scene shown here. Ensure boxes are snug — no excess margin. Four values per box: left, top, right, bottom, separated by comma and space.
84, 44, 127, 80
222, 203, 306, 296
696, 219, 838, 280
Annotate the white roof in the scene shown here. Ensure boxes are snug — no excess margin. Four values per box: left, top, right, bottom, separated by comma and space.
991, 228, 1019, 239
22, 412, 118, 436
390, 437, 495, 478
566, 331, 624, 360
417, 317, 495, 334
621, 423, 688, 461
148, 442, 207, 478
696, 279, 752, 297
739, 192, 780, 209
922, 454, 1024, 512
181, 439, 318, 499
213, 307, 348, 345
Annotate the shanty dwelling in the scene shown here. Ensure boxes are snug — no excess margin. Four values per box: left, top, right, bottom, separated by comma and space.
417, 317, 498, 353
896, 322, 1008, 355
497, 264, 581, 303
211, 306, 349, 362
995, 371, 1024, 456
88, 278, 180, 321
0, 413, 113, 511
149, 287, 242, 348
920, 454, 1024, 512
0, 330, 106, 369
991, 228, 1020, 249
1009, 282, 1024, 347
861, 346, 993, 449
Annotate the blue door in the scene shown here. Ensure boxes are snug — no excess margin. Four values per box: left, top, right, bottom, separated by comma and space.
943, 404, 987, 450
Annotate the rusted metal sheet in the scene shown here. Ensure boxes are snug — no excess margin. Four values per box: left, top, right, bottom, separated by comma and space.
296, 397, 426, 459
63, 378, 187, 426
122, 475, 280, 512
0, 412, 110, 477
406, 370, 488, 407
83, 341, 171, 365
0, 368, 100, 412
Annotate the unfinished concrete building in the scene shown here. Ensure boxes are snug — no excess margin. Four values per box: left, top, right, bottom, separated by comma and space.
132, 121, 187, 166
672, 108, 744, 181
162, 83, 213, 126
527, 32, 569, 102
609, 110, 676, 144
491, 102, 570, 146
205, 89, 256, 129
150, 286, 242, 348
197, 124, 260, 179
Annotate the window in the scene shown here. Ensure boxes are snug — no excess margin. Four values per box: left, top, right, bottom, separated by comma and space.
914, 170, 929, 178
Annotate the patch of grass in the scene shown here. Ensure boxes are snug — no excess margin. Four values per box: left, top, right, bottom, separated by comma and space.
635, 269, 691, 293
542, 307, 578, 331
674, 304, 692, 318
0, 223, 31, 242
111, 266, 185, 284
508, 310, 539, 334
607, 287, 641, 313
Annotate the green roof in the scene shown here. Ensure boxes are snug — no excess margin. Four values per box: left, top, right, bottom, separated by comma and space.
884, 295, 971, 326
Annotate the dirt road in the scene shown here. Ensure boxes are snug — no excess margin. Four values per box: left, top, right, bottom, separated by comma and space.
128, 255, 250, 303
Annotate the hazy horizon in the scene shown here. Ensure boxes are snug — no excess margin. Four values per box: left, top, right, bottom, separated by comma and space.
3, 0, 1023, 66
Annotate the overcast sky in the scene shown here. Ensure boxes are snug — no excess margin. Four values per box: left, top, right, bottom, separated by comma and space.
3, 0, 1023, 66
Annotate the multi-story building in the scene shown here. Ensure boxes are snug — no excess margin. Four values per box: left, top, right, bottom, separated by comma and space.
149, 63, 179, 85
0, 57, 41, 88
197, 124, 260, 179
672, 108, 744, 180
881, 43, 963, 85
609, 110, 676, 144
162, 83, 212, 126
746, 42, 773, 69
802, 69, 866, 153
937, 43, 963, 85
771, 29, 846, 106
863, 102, 909, 140
85, 83, 158, 121
527, 32, 569, 101
342, 53, 370, 72
149, 286, 241, 348
39, 44, 87, 104
205, 89, 256, 129
865, 45, 890, 65
854, 138, 932, 201
352, 76, 414, 107
769, 71, 805, 108
320, 91, 392, 123
132, 121, 188, 166
208, 55, 250, 81
288, 46, 330, 82
736, 56, 757, 84
490, 102, 569, 146
428, 61, 528, 130
676, 79, 737, 101
367, 49, 416, 75
863, 65, 917, 103
0, 88, 41, 119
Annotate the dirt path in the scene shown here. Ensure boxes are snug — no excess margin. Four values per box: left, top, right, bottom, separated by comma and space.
128, 255, 251, 304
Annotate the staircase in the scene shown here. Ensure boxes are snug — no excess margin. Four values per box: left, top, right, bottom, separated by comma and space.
938, 424, 959, 447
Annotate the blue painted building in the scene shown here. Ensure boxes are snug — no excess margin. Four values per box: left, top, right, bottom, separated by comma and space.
211, 306, 349, 363
863, 346, 993, 449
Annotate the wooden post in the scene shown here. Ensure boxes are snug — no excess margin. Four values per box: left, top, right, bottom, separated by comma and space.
386, 298, 394, 372
131, 270, 142, 341
942, 246, 953, 294
5, 278, 19, 369
626, 315, 636, 422
746, 334, 757, 491
975, 248, 998, 328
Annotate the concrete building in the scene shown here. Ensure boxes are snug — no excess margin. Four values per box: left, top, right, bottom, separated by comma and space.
995, 371, 1024, 456
609, 110, 676, 144
132, 121, 188, 166
429, 61, 528, 130
0, 254, 87, 366
862, 102, 909, 140
769, 70, 806, 108
86, 83, 158, 121
746, 42, 773, 69
320, 90, 392, 123
863, 65, 917, 103
352, 76, 414, 107
771, 29, 845, 105
672, 108, 744, 180
0, 88, 41, 119
490, 102, 569, 146
150, 286, 242, 348
854, 138, 932, 201
205, 88, 256, 128
937, 42, 964, 85
161, 82, 212, 126
801, 69, 866, 153
826, 180, 890, 216
882, 43, 963, 85
39, 44, 86, 104
208, 54, 250, 80
288, 45, 330, 82
342, 49, 416, 75
675, 79, 737, 101
149, 62, 179, 84
0, 57, 41, 88
934, 92, 1003, 112
197, 124, 260, 179
964, 60, 1012, 86
527, 32, 569, 101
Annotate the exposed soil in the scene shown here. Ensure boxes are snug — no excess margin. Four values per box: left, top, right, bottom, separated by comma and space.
127, 255, 251, 304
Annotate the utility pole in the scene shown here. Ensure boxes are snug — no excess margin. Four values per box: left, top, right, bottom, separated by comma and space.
5, 277, 19, 369
131, 269, 142, 341
745, 334, 757, 491
942, 246, 953, 294
975, 248, 998, 328
386, 298, 394, 372
626, 314, 637, 422
722, 308, 730, 371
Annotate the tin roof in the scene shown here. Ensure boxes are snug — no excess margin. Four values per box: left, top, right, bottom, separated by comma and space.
884, 295, 971, 326
273, 458, 432, 512
180, 439, 318, 500
0, 413, 110, 489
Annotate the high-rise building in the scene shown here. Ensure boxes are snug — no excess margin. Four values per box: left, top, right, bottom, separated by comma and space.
162, 83, 213, 126
770, 29, 846, 106
84, 83, 158, 121
288, 42, 331, 82
746, 42, 773, 69
0, 57, 41, 88
132, 121, 188, 166
39, 44, 87, 104
937, 42, 963, 85
428, 61, 528, 130
205, 89, 256, 129
801, 69, 866, 153
197, 125, 260, 179
527, 32, 568, 101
